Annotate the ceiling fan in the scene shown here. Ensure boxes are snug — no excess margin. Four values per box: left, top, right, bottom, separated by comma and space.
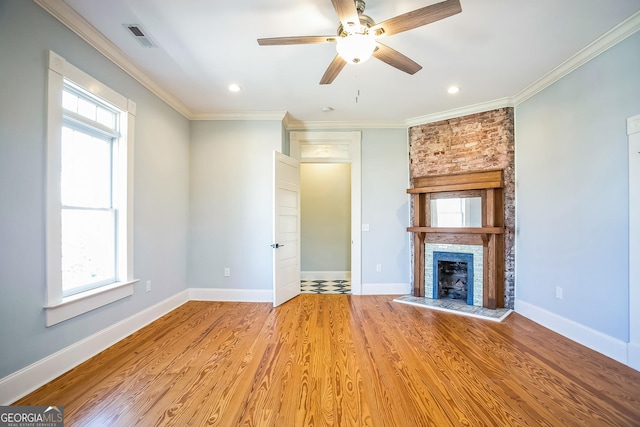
257, 0, 461, 84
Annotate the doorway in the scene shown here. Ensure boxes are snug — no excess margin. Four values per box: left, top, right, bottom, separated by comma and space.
290, 131, 362, 294
300, 163, 351, 294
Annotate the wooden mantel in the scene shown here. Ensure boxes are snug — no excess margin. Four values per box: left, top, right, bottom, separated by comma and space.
408, 170, 505, 309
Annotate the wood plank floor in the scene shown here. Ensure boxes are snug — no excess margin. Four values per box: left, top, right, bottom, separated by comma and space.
15, 295, 640, 426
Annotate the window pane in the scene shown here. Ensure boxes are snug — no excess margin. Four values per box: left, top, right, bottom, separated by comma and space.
300, 143, 350, 159
62, 90, 78, 112
61, 209, 115, 293
96, 106, 116, 129
61, 127, 112, 208
77, 97, 97, 121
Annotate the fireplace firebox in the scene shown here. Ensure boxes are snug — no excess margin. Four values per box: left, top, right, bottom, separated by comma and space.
433, 251, 473, 305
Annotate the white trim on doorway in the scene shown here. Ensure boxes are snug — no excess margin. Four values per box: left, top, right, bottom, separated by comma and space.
627, 113, 640, 370
290, 131, 362, 294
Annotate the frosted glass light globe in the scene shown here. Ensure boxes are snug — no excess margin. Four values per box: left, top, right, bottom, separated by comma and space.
336, 34, 376, 64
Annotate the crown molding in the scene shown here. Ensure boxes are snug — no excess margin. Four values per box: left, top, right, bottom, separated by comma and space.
285, 120, 407, 130
34, 0, 193, 119
190, 111, 288, 121
514, 10, 640, 106
405, 97, 514, 127
282, 112, 293, 129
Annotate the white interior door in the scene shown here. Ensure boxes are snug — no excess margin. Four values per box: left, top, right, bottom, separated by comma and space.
272, 151, 301, 307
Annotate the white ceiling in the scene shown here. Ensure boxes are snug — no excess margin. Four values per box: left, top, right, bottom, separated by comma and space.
58, 0, 640, 124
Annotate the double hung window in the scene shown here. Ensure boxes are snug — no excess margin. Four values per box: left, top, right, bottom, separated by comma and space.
60, 82, 119, 296
46, 51, 136, 326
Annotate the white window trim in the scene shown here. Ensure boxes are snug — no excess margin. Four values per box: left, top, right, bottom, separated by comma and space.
45, 51, 137, 327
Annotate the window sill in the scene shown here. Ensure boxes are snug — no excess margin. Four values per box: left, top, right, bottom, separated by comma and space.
45, 280, 138, 327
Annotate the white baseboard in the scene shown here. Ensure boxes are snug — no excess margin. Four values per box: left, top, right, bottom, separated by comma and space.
0, 290, 190, 405
189, 287, 272, 302
360, 282, 411, 295
515, 299, 633, 369
628, 342, 640, 371
301, 271, 351, 281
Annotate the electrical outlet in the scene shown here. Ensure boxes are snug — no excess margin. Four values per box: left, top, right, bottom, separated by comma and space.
224, 268, 231, 277
555, 286, 563, 299
376, 264, 382, 273
146, 280, 151, 292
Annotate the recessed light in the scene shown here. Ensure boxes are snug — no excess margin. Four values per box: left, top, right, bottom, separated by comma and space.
448, 85, 460, 94
322, 106, 334, 112
228, 83, 242, 93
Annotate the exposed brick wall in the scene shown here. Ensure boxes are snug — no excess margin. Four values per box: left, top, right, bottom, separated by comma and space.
409, 107, 515, 308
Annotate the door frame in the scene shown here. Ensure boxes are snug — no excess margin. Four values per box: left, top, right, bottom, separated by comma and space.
290, 131, 362, 294
628, 113, 640, 369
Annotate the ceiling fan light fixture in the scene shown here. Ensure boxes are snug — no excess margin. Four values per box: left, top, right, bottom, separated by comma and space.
257, 0, 462, 84
336, 33, 376, 64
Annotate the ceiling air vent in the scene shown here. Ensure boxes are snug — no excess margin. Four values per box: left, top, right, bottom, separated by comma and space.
124, 24, 157, 48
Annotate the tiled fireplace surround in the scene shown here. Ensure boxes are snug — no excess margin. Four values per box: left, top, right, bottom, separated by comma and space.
426, 244, 484, 307
409, 107, 515, 308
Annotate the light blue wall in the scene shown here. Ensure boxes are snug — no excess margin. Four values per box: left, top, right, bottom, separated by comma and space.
0, 1, 190, 378
189, 120, 283, 290
515, 31, 640, 341
189, 124, 411, 291
361, 128, 411, 285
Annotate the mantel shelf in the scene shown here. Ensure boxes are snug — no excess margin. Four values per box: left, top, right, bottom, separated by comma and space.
407, 170, 503, 194
407, 227, 503, 234
407, 181, 502, 194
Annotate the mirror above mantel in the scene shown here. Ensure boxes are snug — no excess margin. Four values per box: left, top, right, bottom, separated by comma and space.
430, 194, 482, 228
407, 170, 505, 309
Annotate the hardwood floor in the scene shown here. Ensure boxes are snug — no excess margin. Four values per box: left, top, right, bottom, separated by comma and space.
16, 295, 640, 426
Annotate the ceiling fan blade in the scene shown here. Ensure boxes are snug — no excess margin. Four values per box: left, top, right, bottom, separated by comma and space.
320, 55, 347, 85
330, 0, 360, 28
372, 43, 422, 75
372, 0, 461, 37
258, 36, 337, 46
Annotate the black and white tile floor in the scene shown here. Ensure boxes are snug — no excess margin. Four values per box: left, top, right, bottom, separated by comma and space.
300, 280, 351, 294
